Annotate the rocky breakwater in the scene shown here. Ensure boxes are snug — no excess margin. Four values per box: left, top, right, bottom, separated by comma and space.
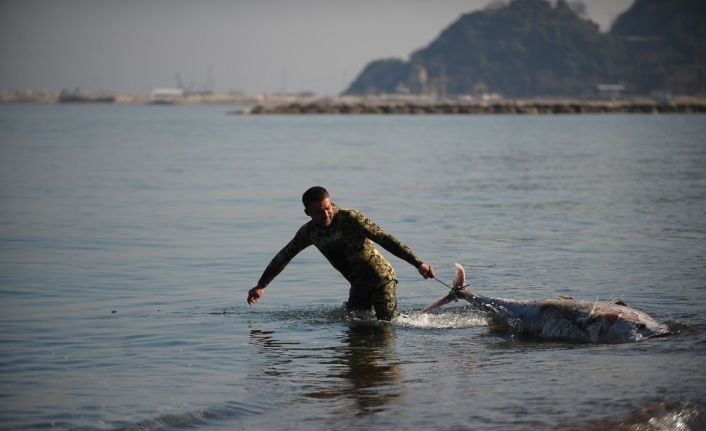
245, 98, 706, 115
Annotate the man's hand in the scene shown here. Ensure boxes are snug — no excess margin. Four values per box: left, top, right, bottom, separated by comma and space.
418, 263, 435, 279
247, 286, 264, 305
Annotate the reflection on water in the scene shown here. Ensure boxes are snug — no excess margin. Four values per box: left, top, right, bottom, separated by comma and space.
248, 320, 401, 416
332, 322, 401, 415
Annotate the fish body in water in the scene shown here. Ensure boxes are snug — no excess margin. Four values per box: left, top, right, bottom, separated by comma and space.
422, 264, 669, 343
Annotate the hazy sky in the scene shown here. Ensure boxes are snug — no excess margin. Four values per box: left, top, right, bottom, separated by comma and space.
0, 0, 634, 96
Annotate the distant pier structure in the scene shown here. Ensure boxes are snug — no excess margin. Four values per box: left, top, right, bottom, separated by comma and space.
596, 84, 625, 99
151, 88, 185, 97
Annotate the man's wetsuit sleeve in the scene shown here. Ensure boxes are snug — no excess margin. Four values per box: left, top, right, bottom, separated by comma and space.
353, 211, 424, 268
257, 226, 312, 288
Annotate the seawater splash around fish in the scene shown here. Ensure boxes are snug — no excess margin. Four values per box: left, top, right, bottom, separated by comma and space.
420, 263, 670, 343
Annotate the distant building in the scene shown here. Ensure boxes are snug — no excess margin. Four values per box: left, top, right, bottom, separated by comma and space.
394, 83, 410, 95
151, 88, 185, 97
651, 91, 672, 103
596, 84, 625, 99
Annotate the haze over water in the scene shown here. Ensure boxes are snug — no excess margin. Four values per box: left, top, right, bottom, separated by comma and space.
0, 105, 705, 430
0, 1, 633, 95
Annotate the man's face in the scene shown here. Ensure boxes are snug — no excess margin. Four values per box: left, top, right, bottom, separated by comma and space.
305, 197, 334, 227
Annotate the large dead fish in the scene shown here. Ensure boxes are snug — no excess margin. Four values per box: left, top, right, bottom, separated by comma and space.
420, 263, 669, 343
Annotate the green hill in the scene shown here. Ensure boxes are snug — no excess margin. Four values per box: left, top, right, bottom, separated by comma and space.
611, 0, 706, 94
343, 0, 706, 97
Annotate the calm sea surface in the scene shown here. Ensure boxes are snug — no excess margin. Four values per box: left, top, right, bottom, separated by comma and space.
1, 105, 705, 431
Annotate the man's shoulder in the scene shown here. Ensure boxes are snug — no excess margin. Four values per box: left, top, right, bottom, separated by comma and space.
337, 208, 365, 220
295, 220, 318, 236
329, 202, 363, 218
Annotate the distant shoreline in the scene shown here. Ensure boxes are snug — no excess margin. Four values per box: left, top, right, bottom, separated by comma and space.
0, 90, 297, 106
2, 90, 705, 114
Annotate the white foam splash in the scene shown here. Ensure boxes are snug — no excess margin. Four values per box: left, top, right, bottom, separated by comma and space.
394, 310, 488, 329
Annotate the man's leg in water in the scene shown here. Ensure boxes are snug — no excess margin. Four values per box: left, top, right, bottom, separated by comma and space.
347, 285, 374, 314
372, 280, 398, 321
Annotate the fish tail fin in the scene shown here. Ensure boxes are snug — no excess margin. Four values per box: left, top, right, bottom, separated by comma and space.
419, 263, 475, 314
419, 293, 457, 314
453, 263, 466, 289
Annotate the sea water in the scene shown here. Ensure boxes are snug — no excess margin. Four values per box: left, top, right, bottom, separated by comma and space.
0, 104, 705, 430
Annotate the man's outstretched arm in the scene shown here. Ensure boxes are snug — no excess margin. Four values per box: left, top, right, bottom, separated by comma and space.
247, 226, 313, 306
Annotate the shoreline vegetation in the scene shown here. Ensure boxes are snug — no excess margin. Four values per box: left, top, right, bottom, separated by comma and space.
2, 90, 705, 114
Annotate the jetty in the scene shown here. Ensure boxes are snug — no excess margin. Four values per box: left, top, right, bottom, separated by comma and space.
244, 98, 706, 115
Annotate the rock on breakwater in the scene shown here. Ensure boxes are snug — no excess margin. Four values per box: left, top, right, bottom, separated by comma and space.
243, 99, 706, 115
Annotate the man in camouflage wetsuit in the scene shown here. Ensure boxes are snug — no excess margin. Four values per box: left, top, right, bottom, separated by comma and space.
247, 186, 436, 320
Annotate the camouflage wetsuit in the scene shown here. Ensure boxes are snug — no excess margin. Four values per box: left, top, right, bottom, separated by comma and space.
257, 203, 423, 320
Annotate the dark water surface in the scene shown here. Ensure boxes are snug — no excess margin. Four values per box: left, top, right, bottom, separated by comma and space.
1, 105, 705, 430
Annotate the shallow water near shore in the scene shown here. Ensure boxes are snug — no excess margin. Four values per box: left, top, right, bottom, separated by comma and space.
1, 105, 705, 430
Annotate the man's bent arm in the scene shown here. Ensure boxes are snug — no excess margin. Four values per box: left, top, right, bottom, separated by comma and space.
352, 210, 435, 278
353, 211, 423, 267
